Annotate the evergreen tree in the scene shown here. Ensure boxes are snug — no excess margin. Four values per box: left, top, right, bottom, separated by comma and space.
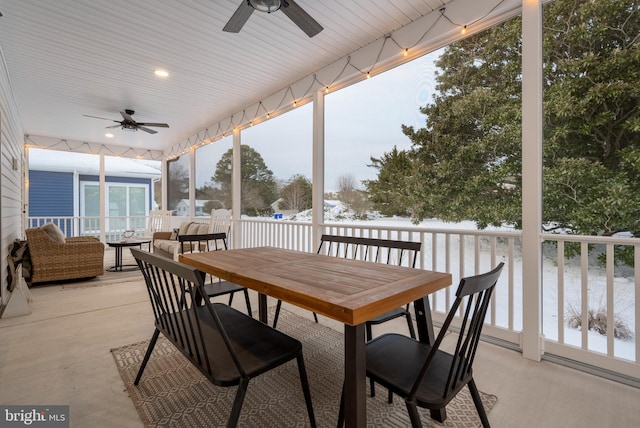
211, 145, 278, 215
370, 0, 640, 236
364, 147, 417, 217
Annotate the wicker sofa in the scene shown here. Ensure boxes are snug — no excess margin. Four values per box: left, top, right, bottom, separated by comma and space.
25, 224, 105, 284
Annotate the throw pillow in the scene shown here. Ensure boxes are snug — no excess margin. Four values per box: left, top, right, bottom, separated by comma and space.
41, 223, 66, 244
169, 228, 179, 240
177, 221, 193, 236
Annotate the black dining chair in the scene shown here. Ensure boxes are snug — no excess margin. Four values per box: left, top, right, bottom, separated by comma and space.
131, 248, 316, 428
178, 231, 252, 317
272, 234, 421, 339
338, 262, 504, 428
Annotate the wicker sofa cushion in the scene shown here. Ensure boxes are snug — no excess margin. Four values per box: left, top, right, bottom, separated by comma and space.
41, 222, 66, 243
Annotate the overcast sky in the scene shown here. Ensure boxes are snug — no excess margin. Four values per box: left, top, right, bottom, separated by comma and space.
198, 48, 442, 191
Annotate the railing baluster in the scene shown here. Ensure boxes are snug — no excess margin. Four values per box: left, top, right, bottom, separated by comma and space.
606, 243, 614, 357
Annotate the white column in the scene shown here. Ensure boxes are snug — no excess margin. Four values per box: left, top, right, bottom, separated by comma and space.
232, 129, 242, 249
312, 90, 325, 250
521, 0, 544, 361
189, 146, 196, 218
99, 154, 106, 243
161, 160, 168, 211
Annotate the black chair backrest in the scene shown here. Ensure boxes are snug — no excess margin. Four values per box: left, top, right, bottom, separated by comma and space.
131, 248, 246, 382
317, 234, 421, 268
178, 231, 228, 254
410, 262, 505, 400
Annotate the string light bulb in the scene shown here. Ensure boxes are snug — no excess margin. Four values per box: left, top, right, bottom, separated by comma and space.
461, 25, 467, 35
366, 72, 371, 79
325, 86, 330, 93
404, 48, 409, 56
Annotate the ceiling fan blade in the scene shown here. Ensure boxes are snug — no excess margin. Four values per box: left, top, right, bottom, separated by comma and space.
84, 114, 118, 122
119, 110, 136, 122
223, 1, 255, 33
281, 0, 323, 37
137, 122, 169, 128
105, 124, 122, 129
138, 126, 158, 134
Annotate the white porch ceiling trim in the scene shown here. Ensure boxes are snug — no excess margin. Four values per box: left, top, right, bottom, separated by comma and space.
165, 0, 522, 159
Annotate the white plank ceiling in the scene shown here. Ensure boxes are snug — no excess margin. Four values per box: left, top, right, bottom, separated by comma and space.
0, 0, 516, 156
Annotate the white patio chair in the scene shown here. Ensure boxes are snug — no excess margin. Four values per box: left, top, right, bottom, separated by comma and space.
144, 210, 172, 239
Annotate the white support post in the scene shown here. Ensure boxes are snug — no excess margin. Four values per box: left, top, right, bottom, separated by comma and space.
161, 160, 168, 211
521, 0, 544, 361
232, 128, 242, 249
188, 146, 196, 219
312, 90, 325, 250
99, 154, 106, 242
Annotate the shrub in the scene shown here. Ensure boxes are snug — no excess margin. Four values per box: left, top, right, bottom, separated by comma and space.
566, 304, 634, 341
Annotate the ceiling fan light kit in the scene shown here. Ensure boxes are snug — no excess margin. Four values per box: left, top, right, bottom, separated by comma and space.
249, 0, 281, 13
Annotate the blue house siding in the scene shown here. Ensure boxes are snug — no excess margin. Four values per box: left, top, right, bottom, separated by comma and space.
29, 170, 74, 217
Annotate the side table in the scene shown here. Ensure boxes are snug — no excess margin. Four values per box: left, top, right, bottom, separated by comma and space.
106, 239, 151, 272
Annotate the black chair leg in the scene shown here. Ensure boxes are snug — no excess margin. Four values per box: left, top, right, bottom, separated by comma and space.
228, 293, 234, 306
296, 354, 317, 428
273, 300, 282, 328
243, 289, 253, 318
228, 377, 249, 428
405, 312, 416, 339
134, 328, 160, 385
468, 379, 490, 428
366, 324, 377, 399
313, 312, 319, 323
406, 399, 423, 428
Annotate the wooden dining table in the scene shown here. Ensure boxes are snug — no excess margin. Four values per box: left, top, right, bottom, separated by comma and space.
180, 246, 452, 428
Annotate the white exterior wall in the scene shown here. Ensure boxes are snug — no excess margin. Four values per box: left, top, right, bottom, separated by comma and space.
0, 46, 26, 309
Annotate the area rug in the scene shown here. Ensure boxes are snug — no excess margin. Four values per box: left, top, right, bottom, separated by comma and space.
111, 309, 497, 427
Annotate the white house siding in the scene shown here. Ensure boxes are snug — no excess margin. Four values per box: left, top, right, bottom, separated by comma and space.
0, 46, 26, 308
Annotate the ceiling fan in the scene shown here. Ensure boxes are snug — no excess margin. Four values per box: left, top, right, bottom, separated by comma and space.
224, 0, 323, 38
83, 110, 169, 134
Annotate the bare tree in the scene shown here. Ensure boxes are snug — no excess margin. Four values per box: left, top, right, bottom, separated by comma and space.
336, 174, 358, 194
280, 175, 312, 211
336, 174, 372, 219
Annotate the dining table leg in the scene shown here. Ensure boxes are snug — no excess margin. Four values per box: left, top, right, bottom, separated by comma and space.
413, 295, 448, 423
343, 324, 366, 428
258, 293, 268, 324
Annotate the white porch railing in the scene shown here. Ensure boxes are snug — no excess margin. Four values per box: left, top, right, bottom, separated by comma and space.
25, 215, 639, 384
236, 217, 639, 384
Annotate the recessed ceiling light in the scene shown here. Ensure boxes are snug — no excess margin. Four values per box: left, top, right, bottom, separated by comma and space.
154, 69, 169, 78
105, 133, 114, 138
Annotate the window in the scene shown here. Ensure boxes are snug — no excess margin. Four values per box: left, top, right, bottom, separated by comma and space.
80, 181, 149, 235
